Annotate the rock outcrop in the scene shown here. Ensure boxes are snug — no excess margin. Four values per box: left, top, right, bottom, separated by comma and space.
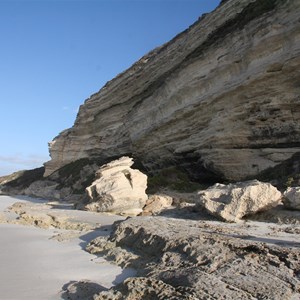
44, 0, 300, 183
0, 167, 45, 195
1, 159, 100, 201
197, 180, 282, 222
284, 187, 300, 210
85, 157, 148, 216
87, 216, 300, 300
24, 180, 60, 199
8, 202, 96, 230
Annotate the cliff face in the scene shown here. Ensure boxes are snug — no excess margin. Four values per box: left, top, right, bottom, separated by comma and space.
44, 0, 300, 182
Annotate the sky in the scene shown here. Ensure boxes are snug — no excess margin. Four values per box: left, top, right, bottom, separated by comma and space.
0, 0, 220, 176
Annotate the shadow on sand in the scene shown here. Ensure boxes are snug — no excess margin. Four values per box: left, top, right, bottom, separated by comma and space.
78, 225, 112, 250
60, 280, 108, 300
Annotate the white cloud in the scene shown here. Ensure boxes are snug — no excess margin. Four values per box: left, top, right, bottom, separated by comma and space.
0, 154, 49, 176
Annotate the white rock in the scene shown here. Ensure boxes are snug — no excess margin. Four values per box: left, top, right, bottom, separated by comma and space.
85, 157, 148, 216
141, 194, 173, 215
44, 0, 300, 182
283, 187, 300, 210
197, 180, 282, 222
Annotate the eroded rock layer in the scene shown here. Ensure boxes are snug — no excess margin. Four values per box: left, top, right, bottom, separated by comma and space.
88, 216, 300, 300
45, 0, 300, 181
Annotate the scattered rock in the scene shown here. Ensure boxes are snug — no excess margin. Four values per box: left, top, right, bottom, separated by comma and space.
197, 180, 282, 222
284, 187, 300, 210
140, 194, 173, 216
9, 202, 95, 230
165, 191, 198, 208
85, 157, 148, 216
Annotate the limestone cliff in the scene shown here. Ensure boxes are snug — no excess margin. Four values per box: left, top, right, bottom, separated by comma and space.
44, 0, 300, 182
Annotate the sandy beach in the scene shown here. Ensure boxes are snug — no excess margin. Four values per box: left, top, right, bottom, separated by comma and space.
0, 195, 135, 300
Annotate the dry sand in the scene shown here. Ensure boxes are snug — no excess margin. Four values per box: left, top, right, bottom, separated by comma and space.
0, 195, 136, 300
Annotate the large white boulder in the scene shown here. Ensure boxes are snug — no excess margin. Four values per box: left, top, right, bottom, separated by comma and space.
283, 187, 300, 210
197, 180, 282, 222
85, 157, 148, 216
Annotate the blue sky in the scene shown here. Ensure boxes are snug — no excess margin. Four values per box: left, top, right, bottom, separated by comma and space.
0, 0, 220, 176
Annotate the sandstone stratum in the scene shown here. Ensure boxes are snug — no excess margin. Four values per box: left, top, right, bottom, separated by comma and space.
87, 216, 300, 300
1, 1, 300, 299
42, 0, 300, 185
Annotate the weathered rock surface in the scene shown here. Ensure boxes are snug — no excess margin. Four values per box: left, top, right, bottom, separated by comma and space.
45, 0, 300, 183
7, 202, 95, 230
88, 216, 300, 300
60, 280, 107, 300
140, 194, 173, 216
24, 180, 60, 199
284, 187, 300, 210
85, 157, 148, 216
94, 277, 186, 300
197, 180, 282, 222
246, 204, 300, 225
